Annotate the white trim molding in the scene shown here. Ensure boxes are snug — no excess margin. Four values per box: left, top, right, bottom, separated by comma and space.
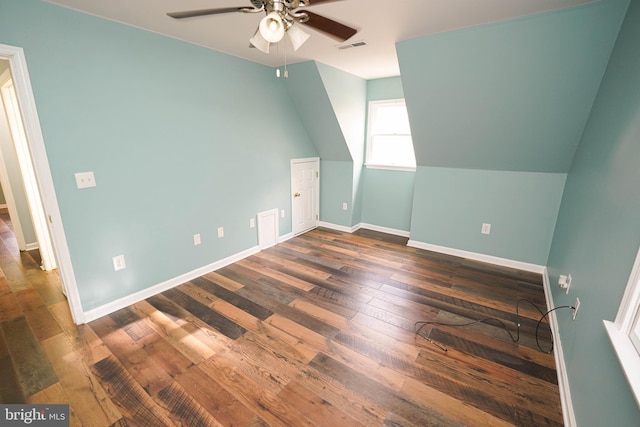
319, 221, 360, 234
83, 245, 260, 323
318, 221, 410, 238
407, 240, 546, 274
542, 269, 577, 427
0, 43, 85, 324
603, 243, 640, 409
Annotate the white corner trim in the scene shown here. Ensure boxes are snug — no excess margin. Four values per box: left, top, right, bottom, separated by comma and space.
407, 240, 546, 274
82, 245, 260, 323
542, 269, 577, 427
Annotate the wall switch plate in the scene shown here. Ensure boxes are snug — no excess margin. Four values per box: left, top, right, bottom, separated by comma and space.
112, 255, 126, 271
217, 227, 224, 238
481, 223, 491, 235
573, 297, 580, 320
342, 202, 348, 211
250, 218, 255, 229
193, 234, 201, 245
75, 171, 96, 189
281, 210, 285, 218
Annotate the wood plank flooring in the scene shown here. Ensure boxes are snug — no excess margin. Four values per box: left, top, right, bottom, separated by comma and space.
0, 212, 564, 426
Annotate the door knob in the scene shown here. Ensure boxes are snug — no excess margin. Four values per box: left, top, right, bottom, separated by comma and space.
294, 192, 301, 198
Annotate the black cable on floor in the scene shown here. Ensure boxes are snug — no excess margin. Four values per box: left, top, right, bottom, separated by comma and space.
414, 299, 574, 354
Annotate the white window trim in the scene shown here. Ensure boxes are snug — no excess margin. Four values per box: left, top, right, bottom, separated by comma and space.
603, 243, 640, 408
365, 99, 416, 171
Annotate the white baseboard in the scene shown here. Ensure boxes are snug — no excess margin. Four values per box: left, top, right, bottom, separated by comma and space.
25, 242, 39, 251
318, 221, 411, 238
318, 221, 360, 233
542, 269, 576, 427
83, 245, 261, 323
278, 231, 294, 243
407, 239, 546, 274
359, 223, 410, 238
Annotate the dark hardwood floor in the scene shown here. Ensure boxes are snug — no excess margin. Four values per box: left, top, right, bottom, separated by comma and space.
0, 211, 564, 426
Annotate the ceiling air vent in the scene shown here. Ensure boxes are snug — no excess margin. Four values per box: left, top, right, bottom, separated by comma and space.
337, 41, 367, 50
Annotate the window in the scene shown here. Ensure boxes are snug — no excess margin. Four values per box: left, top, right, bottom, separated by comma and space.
366, 99, 416, 170
604, 245, 640, 408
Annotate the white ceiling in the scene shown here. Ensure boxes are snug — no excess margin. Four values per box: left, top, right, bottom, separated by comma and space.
44, 0, 595, 80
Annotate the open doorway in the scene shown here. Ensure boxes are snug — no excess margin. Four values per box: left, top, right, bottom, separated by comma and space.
0, 62, 56, 270
0, 44, 83, 324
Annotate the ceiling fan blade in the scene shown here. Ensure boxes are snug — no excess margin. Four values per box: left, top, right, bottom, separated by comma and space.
167, 7, 246, 19
302, 11, 357, 42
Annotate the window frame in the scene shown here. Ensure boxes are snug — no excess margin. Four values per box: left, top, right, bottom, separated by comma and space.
603, 243, 640, 408
365, 99, 416, 171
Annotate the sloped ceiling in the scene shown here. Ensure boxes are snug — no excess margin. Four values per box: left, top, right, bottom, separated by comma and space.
397, 1, 628, 172
284, 61, 352, 161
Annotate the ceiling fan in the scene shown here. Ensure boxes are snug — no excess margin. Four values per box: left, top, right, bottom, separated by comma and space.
167, 0, 357, 54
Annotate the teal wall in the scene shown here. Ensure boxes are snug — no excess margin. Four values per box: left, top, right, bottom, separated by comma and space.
2, 0, 640, 420
319, 160, 353, 227
316, 63, 366, 226
397, 0, 626, 172
411, 167, 565, 265
285, 62, 350, 161
361, 77, 414, 232
0, 0, 317, 310
361, 167, 415, 232
547, 0, 640, 424
396, 0, 627, 265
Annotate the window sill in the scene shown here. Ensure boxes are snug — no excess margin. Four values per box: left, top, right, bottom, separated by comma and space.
603, 320, 640, 408
365, 164, 416, 172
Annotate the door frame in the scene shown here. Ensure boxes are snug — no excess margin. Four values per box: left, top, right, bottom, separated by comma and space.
0, 43, 84, 324
290, 157, 320, 235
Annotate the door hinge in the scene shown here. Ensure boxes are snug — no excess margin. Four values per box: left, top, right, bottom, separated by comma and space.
316, 214, 318, 220
316, 171, 319, 178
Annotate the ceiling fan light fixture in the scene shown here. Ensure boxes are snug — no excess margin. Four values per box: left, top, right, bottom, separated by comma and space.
259, 12, 285, 43
287, 23, 310, 51
250, 28, 271, 53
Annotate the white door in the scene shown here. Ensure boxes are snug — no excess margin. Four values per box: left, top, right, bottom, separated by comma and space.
291, 157, 319, 235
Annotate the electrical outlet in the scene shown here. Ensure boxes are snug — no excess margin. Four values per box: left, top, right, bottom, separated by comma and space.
572, 297, 580, 320
75, 171, 96, 189
481, 223, 491, 235
217, 227, 224, 238
558, 275, 568, 288
250, 218, 255, 229
342, 202, 348, 211
112, 255, 126, 271
193, 234, 201, 245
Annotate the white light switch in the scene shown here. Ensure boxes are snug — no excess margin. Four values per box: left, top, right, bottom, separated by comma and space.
75, 171, 96, 189
193, 234, 201, 245
342, 202, 348, 211
217, 227, 224, 238
249, 218, 256, 229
